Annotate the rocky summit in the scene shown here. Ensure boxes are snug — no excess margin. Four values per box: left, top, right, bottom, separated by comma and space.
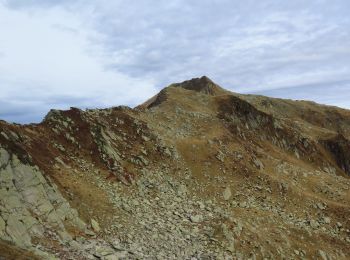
0, 76, 350, 259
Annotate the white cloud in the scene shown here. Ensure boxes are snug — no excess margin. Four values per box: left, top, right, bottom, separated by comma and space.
0, 0, 349, 122
0, 3, 158, 122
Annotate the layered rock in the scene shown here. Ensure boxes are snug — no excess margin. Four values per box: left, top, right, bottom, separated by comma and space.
0, 146, 88, 257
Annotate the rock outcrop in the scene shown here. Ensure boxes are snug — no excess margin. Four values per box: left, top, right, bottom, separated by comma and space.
172, 76, 225, 95
0, 146, 87, 258
321, 134, 350, 175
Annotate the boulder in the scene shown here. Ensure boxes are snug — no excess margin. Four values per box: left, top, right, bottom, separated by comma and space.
91, 219, 101, 232
223, 187, 232, 201
190, 215, 203, 223
317, 250, 329, 260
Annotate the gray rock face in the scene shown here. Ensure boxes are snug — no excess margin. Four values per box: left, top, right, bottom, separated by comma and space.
5, 215, 32, 247
0, 148, 87, 251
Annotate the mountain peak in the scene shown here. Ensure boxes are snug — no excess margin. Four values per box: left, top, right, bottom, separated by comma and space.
173, 76, 224, 95
138, 76, 226, 109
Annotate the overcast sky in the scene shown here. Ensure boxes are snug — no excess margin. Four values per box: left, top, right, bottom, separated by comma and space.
0, 0, 349, 123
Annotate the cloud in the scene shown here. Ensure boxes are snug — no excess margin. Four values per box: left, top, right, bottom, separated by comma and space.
255, 80, 350, 109
0, 0, 349, 123
0, 3, 158, 122
81, 0, 350, 90
2, 0, 74, 9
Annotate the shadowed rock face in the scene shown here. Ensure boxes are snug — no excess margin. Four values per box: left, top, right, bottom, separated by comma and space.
322, 134, 350, 175
146, 88, 168, 109
0, 77, 350, 259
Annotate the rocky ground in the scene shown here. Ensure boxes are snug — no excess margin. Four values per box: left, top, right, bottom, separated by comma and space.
0, 76, 349, 259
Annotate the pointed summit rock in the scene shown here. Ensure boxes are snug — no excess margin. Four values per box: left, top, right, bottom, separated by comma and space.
138, 76, 227, 109
173, 76, 225, 95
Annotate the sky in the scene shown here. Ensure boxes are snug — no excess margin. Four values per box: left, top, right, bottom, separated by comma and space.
0, 0, 349, 123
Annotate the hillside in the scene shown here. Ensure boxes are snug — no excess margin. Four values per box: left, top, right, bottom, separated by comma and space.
0, 76, 349, 259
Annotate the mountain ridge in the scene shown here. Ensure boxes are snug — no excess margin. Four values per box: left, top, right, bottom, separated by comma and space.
0, 77, 349, 259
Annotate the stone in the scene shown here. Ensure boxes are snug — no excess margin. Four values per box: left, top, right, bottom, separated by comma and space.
55, 202, 73, 221
223, 187, 232, 201
104, 255, 120, 260
190, 215, 203, 223
294, 149, 300, 159
0, 148, 10, 167
59, 230, 73, 242
73, 218, 87, 231
163, 147, 172, 157
221, 223, 235, 252
177, 184, 187, 197
54, 157, 65, 165
239, 202, 247, 208
137, 155, 149, 166
0, 132, 9, 140
252, 157, 264, 169
68, 240, 81, 250
316, 203, 326, 210
9, 131, 19, 141
91, 219, 101, 232
85, 229, 95, 236
323, 217, 331, 224
197, 201, 205, 210
309, 219, 319, 229
234, 222, 243, 236
95, 246, 115, 257
0, 216, 5, 235
226, 241, 235, 253
111, 240, 125, 251
317, 250, 328, 260
216, 151, 225, 162
33, 248, 57, 260
105, 251, 128, 260
141, 135, 150, 142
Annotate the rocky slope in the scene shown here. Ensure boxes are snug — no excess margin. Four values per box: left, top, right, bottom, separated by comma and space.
0, 76, 349, 259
